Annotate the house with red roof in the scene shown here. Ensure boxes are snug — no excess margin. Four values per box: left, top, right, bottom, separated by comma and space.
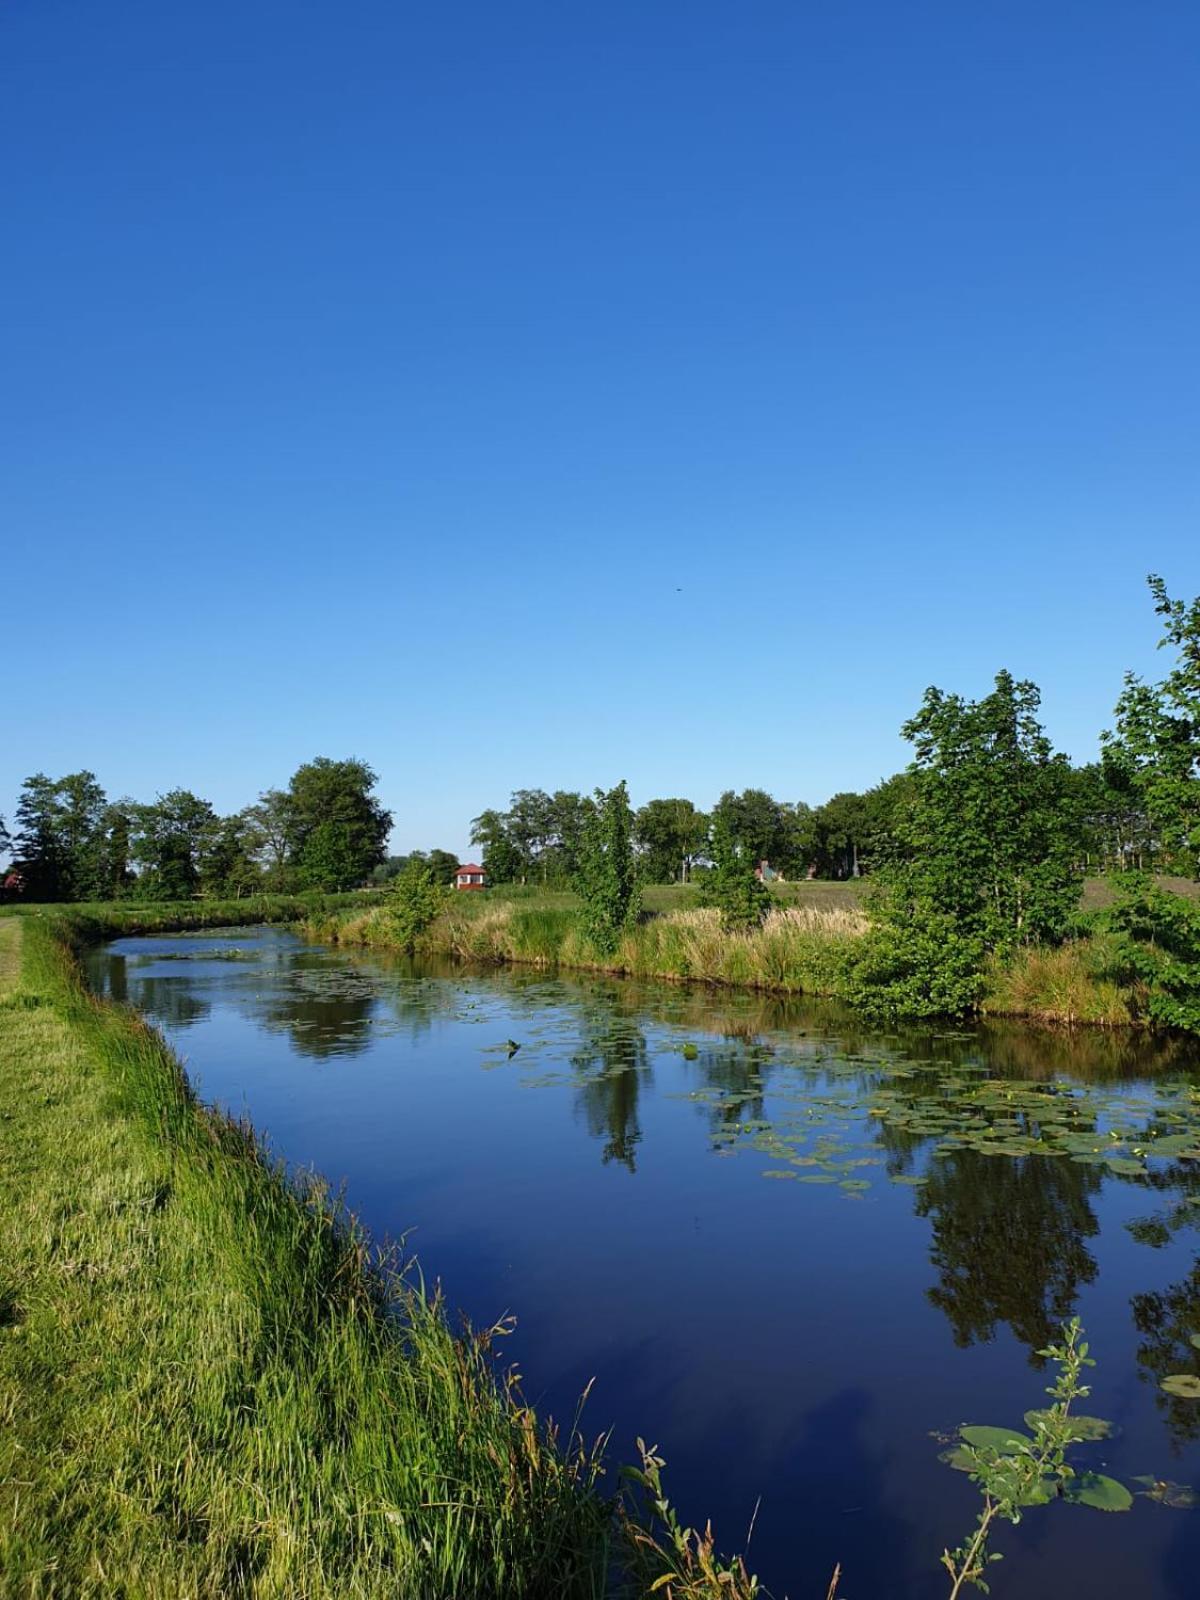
454, 862, 486, 891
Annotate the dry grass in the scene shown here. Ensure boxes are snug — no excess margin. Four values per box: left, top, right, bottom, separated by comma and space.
982, 940, 1138, 1027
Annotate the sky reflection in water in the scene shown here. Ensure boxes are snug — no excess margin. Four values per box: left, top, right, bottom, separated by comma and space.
87, 927, 1200, 1600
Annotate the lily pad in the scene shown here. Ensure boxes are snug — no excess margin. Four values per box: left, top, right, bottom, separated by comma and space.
959, 1425, 1032, 1453
1065, 1472, 1133, 1512
1023, 1409, 1116, 1441
1161, 1374, 1200, 1399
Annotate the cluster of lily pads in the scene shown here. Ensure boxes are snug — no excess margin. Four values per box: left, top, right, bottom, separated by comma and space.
667, 1038, 1200, 1198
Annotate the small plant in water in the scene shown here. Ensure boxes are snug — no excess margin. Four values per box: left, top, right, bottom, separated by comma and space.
940, 1318, 1129, 1597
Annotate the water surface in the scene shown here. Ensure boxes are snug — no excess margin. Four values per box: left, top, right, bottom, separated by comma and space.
87, 927, 1200, 1599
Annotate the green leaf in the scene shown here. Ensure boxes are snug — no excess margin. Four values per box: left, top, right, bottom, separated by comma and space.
1023, 1409, 1115, 1441
1160, 1374, 1200, 1399
959, 1425, 1032, 1453
1065, 1472, 1133, 1512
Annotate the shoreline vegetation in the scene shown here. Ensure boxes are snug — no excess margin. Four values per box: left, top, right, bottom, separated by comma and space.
0, 910, 763, 1598
299, 880, 1196, 1033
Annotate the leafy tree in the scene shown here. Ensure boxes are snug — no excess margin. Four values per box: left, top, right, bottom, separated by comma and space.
575, 781, 640, 954
710, 788, 790, 874
1099, 877, 1200, 1032
899, 670, 1083, 947
14, 773, 69, 899
386, 859, 448, 954
12, 771, 109, 901
98, 802, 136, 899
634, 797, 709, 883
700, 809, 770, 930
469, 808, 523, 884
0, 814, 9, 865
198, 811, 265, 898
804, 790, 872, 880
285, 757, 391, 890
132, 790, 217, 900
245, 788, 295, 889
837, 896, 985, 1019
1104, 575, 1200, 877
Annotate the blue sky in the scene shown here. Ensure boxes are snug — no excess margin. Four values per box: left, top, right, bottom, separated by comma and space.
3, 1, 1197, 855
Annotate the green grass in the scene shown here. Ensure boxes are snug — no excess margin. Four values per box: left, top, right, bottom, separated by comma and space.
0, 914, 759, 1598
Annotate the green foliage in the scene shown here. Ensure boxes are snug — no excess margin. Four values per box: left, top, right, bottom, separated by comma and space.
13, 770, 109, 901
699, 809, 771, 930
634, 797, 709, 884
575, 782, 640, 955
837, 889, 985, 1019
286, 757, 391, 890
1099, 875, 1200, 1031
900, 670, 1084, 949
940, 1318, 1115, 1598
1105, 575, 1200, 877
132, 789, 217, 901
471, 791, 592, 886
386, 860, 448, 954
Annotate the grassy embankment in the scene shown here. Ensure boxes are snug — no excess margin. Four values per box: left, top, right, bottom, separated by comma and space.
308, 878, 1200, 1029
0, 912, 758, 1599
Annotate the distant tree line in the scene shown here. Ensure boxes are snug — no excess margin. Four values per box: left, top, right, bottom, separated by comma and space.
0, 757, 391, 901
465, 761, 1166, 892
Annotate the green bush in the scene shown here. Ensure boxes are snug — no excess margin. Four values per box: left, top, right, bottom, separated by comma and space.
837, 897, 985, 1020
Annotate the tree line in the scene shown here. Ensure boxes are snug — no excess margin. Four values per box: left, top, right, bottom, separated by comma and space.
468, 760, 1165, 892
0, 758, 392, 901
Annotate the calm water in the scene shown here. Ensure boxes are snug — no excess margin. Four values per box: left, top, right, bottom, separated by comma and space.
87, 927, 1200, 1599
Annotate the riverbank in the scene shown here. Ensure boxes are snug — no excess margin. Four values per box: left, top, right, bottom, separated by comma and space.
303, 892, 1156, 1030
0, 914, 758, 1598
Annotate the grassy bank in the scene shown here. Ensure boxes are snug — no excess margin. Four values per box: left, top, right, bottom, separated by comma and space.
1, 887, 383, 937
0, 914, 759, 1598
312, 898, 869, 998
304, 885, 1194, 1031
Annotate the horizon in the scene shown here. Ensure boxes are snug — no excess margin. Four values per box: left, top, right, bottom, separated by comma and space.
5, 2, 1197, 855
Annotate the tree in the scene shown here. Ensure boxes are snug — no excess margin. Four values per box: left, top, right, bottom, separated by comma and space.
710, 789, 791, 873
198, 811, 265, 898
131, 790, 217, 900
12, 770, 108, 901
245, 789, 295, 889
98, 802, 136, 899
1104, 575, 1200, 877
899, 670, 1083, 947
575, 781, 640, 954
284, 757, 391, 890
634, 798, 709, 883
386, 859, 448, 954
470, 808, 522, 884
699, 808, 770, 930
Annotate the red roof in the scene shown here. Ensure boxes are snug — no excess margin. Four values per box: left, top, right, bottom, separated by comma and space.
456, 863, 484, 874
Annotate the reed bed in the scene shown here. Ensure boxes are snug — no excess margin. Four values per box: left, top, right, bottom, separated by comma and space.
311, 899, 866, 998
982, 938, 1139, 1027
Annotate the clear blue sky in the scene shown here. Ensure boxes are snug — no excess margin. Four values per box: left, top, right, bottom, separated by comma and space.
4, 1, 1197, 856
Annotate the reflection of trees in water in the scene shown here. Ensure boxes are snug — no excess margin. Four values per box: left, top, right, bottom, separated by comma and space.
121, 974, 211, 1029
915, 1150, 1101, 1360
1131, 1260, 1200, 1449
568, 991, 649, 1171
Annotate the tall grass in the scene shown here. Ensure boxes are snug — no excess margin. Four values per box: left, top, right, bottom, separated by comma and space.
982, 938, 1140, 1027
311, 900, 867, 1000
0, 914, 763, 1599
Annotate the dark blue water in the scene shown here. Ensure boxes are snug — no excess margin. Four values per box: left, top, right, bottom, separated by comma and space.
87, 927, 1200, 1599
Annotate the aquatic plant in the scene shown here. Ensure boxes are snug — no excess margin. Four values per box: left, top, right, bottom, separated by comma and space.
939, 1319, 1128, 1598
